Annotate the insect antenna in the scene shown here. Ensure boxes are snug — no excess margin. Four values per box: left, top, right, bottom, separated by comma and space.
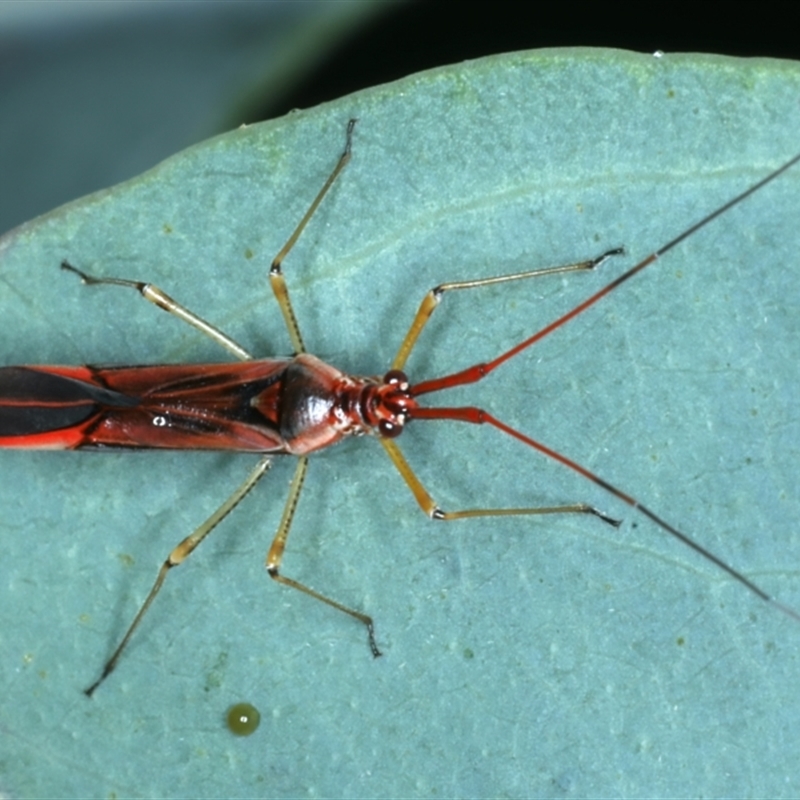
409, 403, 800, 624
405, 150, 800, 624
411, 151, 800, 397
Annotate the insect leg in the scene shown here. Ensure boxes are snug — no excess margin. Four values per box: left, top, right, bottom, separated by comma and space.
84, 455, 272, 696
61, 261, 253, 361
406, 404, 800, 624
380, 438, 620, 526
391, 248, 623, 371
269, 119, 356, 354
266, 455, 381, 657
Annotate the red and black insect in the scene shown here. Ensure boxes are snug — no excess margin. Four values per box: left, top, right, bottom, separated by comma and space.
2, 121, 799, 696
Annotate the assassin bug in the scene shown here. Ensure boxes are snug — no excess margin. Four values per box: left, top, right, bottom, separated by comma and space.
1, 121, 799, 696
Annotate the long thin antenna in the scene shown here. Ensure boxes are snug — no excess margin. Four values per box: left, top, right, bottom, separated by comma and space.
410, 405, 800, 624
412, 151, 800, 397
407, 151, 800, 622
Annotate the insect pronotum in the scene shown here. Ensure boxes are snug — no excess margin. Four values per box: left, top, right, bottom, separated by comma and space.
1, 121, 799, 696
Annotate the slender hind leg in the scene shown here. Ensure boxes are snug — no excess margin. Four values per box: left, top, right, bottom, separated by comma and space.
84, 456, 272, 696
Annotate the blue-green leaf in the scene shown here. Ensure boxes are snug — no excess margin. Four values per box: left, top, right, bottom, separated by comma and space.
1, 49, 799, 798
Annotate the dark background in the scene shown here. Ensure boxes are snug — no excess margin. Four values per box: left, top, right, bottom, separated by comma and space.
1, 0, 795, 235
265, 0, 799, 119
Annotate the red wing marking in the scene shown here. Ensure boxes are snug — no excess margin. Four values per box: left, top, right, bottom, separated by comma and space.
0, 361, 293, 452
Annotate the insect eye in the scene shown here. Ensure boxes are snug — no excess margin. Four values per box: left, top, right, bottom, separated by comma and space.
383, 369, 409, 390
378, 419, 403, 438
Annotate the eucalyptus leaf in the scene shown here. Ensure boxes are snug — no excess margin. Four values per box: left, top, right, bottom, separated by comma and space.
1, 48, 799, 798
